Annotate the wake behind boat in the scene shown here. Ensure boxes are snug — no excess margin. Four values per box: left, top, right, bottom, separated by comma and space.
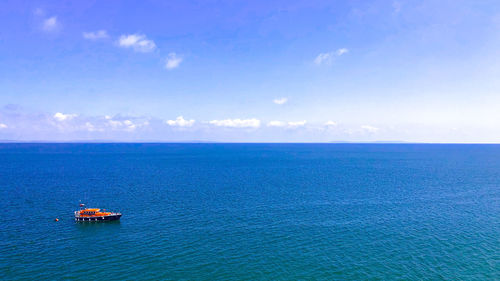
75, 204, 122, 222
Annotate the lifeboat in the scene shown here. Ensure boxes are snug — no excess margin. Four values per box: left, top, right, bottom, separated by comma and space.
75, 205, 122, 222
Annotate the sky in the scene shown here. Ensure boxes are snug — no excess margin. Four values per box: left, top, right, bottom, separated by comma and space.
1, 0, 500, 142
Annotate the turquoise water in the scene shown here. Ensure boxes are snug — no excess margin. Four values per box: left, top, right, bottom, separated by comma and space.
0, 144, 499, 280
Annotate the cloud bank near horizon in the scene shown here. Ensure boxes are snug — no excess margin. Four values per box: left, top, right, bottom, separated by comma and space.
0, 105, 494, 143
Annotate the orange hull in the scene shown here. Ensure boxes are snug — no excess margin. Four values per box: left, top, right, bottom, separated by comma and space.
75, 208, 122, 222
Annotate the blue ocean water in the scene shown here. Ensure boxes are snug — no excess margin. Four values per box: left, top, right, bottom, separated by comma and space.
0, 143, 498, 280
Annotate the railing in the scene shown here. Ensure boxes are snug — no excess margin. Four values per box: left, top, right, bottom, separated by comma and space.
75, 211, 121, 217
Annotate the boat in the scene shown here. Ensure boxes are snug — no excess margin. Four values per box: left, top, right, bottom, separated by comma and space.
74, 204, 122, 222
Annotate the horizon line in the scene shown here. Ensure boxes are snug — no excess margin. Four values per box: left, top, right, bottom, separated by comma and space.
2, 140, 500, 145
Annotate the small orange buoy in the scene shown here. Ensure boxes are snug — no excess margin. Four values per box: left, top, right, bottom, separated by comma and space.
55, 218, 59, 222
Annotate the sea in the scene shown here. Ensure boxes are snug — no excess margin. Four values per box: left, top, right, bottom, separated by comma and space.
0, 143, 498, 280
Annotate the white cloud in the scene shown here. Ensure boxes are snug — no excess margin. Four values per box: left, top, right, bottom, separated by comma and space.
118, 34, 156, 53
314, 53, 332, 65
123, 120, 136, 131
287, 121, 307, 127
53, 112, 77, 121
336, 48, 349, 56
361, 125, 379, 133
107, 119, 122, 128
83, 30, 108, 40
166, 116, 195, 127
108, 119, 134, 131
42, 16, 58, 32
84, 122, 95, 131
314, 48, 349, 65
325, 120, 338, 127
84, 122, 104, 132
51, 112, 149, 132
0, 123, 7, 129
104, 116, 149, 132
208, 118, 261, 128
165, 53, 183, 70
267, 120, 307, 128
267, 121, 286, 127
273, 97, 288, 105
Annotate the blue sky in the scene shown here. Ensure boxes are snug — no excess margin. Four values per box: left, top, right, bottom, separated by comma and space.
1, 0, 500, 142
